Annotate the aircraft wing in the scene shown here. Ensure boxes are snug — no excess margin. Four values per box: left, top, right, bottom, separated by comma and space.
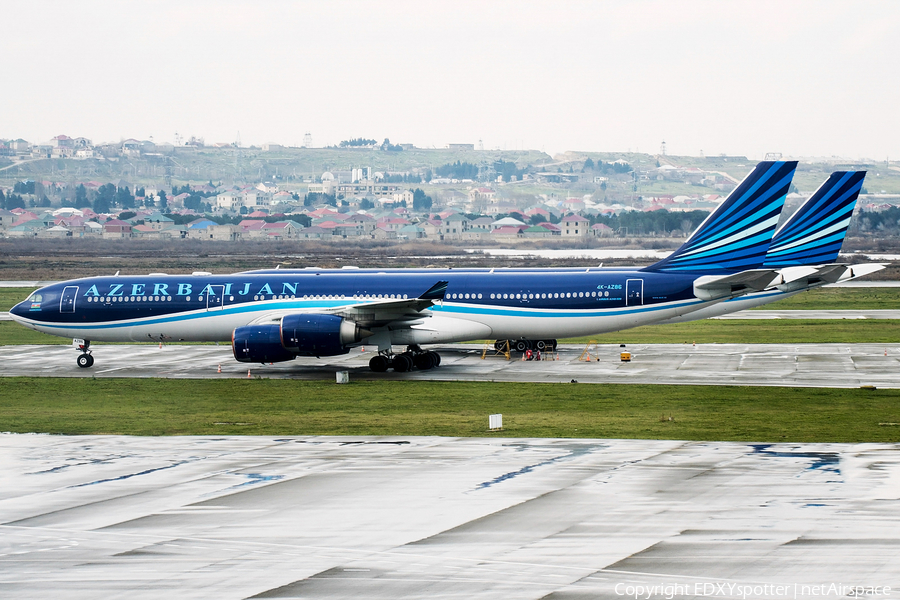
329, 281, 448, 328
248, 281, 448, 328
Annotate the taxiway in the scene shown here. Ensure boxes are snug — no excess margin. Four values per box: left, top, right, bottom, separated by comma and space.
1, 435, 898, 599
1, 342, 898, 388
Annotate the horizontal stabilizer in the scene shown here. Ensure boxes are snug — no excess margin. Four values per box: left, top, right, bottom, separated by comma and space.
837, 263, 886, 282
773, 263, 887, 292
693, 269, 782, 301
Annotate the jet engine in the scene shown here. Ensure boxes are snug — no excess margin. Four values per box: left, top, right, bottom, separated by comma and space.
280, 313, 368, 356
232, 314, 369, 363
232, 324, 296, 364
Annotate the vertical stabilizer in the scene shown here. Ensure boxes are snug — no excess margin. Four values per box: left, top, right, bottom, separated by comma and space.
763, 171, 866, 267
643, 161, 797, 272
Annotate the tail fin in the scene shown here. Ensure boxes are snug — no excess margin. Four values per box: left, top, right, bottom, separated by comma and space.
763, 171, 865, 267
643, 161, 797, 272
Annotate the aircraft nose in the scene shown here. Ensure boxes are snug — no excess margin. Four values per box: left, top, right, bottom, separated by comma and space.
9, 300, 30, 320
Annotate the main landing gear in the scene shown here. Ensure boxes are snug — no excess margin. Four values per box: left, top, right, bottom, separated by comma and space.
368, 345, 441, 373
75, 339, 94, 368
494, 339, 557, 353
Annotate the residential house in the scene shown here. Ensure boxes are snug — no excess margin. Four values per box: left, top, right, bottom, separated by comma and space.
0, 209, 16, 230
142, 213, 175, 230
561, 214, 589, 237
102, 219, 132, 238
591, 223, 613, 237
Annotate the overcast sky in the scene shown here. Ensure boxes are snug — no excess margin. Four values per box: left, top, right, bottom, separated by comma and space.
5, 0, 898, 160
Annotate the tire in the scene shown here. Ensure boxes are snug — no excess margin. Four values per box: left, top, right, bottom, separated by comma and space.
514, 340, 528, 353
414, 353, 434, 370
77, 354, 93, 369
392, 354, 413, 372
369, 355, 389, 372
535, 340, 546, 351
549, 339, 558, 351
494, 340, 508, 352
428, 351, 441, 367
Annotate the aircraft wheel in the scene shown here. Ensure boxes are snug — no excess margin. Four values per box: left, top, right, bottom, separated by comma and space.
392, 354, 413, 372
77, 354, 93, 369
494, 340, 508, 351
535, 340, 547, 351
548, 339, 558, 351
428, 351, 441, 367
514, 340, 528, 353
414, 352, 435, 370
369, 355, 390, 372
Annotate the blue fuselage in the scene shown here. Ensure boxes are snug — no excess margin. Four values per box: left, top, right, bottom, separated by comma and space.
10, 267, 716, 344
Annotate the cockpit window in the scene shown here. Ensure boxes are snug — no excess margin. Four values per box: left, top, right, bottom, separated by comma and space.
28, 293, 43, 303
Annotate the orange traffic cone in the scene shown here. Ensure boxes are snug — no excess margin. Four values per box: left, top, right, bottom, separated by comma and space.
159, 342, 163, 349
217, 364, 222, 373
247, 369, 251, 378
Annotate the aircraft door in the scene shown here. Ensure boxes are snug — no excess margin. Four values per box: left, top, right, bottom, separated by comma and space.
60, 286, 78, 313
625, 279, 643, 306
207, 285, 225, 311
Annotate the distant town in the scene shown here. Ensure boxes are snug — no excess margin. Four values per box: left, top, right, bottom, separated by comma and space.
2, 134, 899, 243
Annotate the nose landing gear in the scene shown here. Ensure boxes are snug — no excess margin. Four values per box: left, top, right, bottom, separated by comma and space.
74, 339, 94, 368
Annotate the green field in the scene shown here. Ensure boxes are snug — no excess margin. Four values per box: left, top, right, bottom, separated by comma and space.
1, 378, 898, 442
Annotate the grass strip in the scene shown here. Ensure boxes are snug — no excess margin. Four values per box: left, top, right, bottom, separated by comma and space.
1, 378, 899, 442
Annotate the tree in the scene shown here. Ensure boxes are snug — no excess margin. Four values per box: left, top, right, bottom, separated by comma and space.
158, 189, 168, 210
339, 138, 377, 147
93, 193, 110, 214
115, 186, 134, 209
584, 157, 594, 170
96, 183, 116, 211
435, 161, 479, 180
13, 181, 35, 194
412, 188, 432, 211
74, 184, 91, 208
184, 194, 205, 212
360, 198, 374, 210
0, 189, 5, 210
7, 194, 25, 210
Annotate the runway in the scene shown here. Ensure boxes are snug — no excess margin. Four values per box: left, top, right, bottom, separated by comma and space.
1, 434, 898, 600
2, 342, 899, 388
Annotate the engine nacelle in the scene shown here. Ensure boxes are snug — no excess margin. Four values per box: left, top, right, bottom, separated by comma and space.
280, 313, 364, 356
232, 324, 296, 364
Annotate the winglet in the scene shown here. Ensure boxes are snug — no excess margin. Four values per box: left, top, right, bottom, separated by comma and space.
419, 281, 449, 301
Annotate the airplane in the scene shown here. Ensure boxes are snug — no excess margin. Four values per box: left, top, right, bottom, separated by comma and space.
657, 170, 883, 323
11, 160, 846, 373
